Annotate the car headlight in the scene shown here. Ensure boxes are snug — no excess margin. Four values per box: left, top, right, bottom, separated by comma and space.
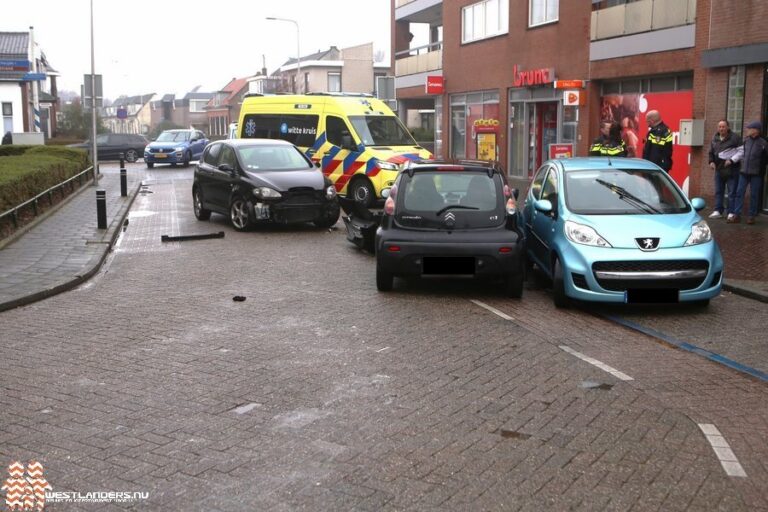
377, 161, 399, 171
174, 147, 183, 155
253, 187, 281, 199
565, 220, 612, 247
326, 185, 337, 199
685, 220, 712, 246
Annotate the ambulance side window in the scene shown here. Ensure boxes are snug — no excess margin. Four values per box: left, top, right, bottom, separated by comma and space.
326, 116, 352, 148
241, 114, 319, 148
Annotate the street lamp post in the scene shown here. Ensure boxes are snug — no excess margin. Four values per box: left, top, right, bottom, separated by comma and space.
90, 0, 98, 185
266, 17, 301, 94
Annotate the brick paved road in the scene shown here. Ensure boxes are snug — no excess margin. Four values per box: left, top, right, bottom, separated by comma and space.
1, 174, 766, 511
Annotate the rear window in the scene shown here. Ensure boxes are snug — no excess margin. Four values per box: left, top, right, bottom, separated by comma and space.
396, 170, 504, 229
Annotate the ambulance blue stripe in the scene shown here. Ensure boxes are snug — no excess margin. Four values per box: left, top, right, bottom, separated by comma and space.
365, 159, 378, 175
312, 133, 327, 151
343, 150, 363, 170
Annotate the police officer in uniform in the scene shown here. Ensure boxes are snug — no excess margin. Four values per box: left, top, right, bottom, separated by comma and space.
642, 110, 673, 172
589, 121, 627, 157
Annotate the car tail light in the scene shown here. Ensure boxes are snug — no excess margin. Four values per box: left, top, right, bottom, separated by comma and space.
506, 197, 517, 215
387, 245, 401, 252
499, 247, 512, 253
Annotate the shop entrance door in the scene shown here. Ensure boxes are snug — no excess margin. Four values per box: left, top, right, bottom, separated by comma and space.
526, 101, 559, 176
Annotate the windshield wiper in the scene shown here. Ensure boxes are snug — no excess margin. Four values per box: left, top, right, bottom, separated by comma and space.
436, 205, 479, 216
595, 178, 660, 214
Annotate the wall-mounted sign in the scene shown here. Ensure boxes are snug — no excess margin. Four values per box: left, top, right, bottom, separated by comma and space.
563, 90, 584, 106
0, 59, 30, 71
425, 75, 444, 95
477, 132, 497, 161
512, 65, 554, 87
554, 80, 584, 89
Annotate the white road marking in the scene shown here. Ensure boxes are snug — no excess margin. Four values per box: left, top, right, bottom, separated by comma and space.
697, 423, 747, 477
470, 300, 516, 321
558, 345, 634, 381
376, 347, 390, 353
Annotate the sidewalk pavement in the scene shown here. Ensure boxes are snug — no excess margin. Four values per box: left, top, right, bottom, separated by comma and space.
0, 177, 766, 311
0, 166, 141, 312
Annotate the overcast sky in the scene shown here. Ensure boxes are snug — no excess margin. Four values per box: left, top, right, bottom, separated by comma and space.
4, 0, 393, 100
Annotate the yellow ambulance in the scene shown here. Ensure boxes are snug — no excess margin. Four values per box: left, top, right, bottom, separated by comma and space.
237, 93, 433, 207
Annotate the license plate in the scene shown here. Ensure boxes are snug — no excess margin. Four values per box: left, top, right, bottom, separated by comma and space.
625, 288, 679, 304
154, 153, 167, 158
423, 257, 475, 275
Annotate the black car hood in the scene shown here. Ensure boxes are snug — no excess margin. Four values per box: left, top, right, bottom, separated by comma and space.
245, 168, 325, 191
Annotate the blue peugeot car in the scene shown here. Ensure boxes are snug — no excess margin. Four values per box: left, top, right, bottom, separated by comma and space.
522, 157, 723, 308
144, 129, 209, 168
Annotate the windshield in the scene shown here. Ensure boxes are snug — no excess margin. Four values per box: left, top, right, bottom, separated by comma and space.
565, 169, 690, 215
156, 131, 190, 142
349, 115, 417, 147
237, 145, 313, 171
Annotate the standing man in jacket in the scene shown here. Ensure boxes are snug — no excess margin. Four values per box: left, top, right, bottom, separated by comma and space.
642, 110, 673, 172
708, 119, 741, 219
731, 121, 768, 224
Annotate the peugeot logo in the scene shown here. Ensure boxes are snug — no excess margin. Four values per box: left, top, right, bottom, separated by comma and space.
635, 237, 660, 251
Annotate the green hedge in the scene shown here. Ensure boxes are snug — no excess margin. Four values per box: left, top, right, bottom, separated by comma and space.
0, 146, 89, 212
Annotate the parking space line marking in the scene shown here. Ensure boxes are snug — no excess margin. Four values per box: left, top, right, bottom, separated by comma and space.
558, 345, 634, 381
697, 423, 747, 477
470, 300, 516, 321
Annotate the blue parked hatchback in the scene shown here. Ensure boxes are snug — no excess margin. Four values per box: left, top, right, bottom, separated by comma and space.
522, 157, 723, 308
144, 129, 209, 168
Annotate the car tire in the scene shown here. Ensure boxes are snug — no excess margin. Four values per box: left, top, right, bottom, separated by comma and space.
376, 268, 393, 291
553, 258, 571, 308
193, 187, 211, 221
349, 179, 375, 208
314, 203, 340, 229
146, 162, 154, 169
230, 196, 253, 232
504, 268, 524, 299
182, 151, 191, 167
125, 149, 138, 163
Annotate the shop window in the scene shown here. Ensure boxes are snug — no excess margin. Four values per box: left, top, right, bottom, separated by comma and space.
650, 76, 676, 92
530, 0, 559, 27
727, 66, 745, 134
462, 0, 509, 44
677, 75, 693, 90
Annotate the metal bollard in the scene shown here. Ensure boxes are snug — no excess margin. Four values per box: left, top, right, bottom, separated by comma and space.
119, 152, 124, 169
120, 169, 127, 197
96, 189, 107, 229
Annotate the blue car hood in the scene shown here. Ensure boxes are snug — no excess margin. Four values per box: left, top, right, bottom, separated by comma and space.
570, 212, 701, 249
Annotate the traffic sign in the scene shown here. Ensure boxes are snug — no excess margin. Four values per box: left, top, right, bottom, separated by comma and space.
22, 72, 46, 81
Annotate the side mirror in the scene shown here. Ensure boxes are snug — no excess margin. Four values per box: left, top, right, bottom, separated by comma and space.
690, 197, 706, 211
341, 134, 356, 151
218, 163, 235, 173
534, 199, 553, 214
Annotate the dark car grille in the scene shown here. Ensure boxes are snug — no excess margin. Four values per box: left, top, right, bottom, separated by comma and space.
282, 187, 323, 205
592, 260, 709, 292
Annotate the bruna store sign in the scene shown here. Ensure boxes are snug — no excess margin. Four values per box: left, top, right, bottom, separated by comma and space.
512, 65, 554, 87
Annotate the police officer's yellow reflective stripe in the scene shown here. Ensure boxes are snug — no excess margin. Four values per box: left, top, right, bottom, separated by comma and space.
648, 132, 673, 145
603, 145, 625, 156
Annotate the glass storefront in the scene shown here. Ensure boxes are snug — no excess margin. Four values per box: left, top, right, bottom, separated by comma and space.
508, 87, 578, 178
450, 91, 500, 160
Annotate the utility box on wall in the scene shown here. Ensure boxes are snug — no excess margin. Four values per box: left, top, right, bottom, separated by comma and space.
679, 119, 704, 146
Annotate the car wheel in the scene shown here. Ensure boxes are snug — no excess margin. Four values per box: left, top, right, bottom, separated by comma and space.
553, 258, 571, 308
349, 179, 375, 208
230, 196, 253, 232
376, 268, 393, 292
125, 149, 138, 163
314, 203, 340, 229
193, 187, 211, 221
146, 162, 154, 169
182, 151, 191, 167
